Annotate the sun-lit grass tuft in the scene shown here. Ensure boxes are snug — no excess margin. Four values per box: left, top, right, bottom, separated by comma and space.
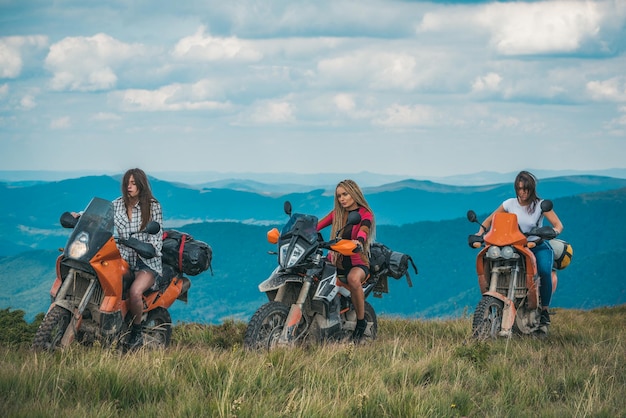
1, 306, 624, 417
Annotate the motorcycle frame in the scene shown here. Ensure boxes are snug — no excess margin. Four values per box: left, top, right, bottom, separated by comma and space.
474, 212, 542, 336
48, 236, 188, 347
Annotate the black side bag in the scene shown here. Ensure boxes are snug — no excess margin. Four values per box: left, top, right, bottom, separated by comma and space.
162, 230, 213, 276
369, 242, 416, 287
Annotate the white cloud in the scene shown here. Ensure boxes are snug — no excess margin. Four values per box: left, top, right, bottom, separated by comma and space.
334, 93, 355, 112
45, 33, 145, 91
604, 106, 626, 136
419, 1, 620, 56
19, 94, 36, 110
472, 72, 502, 93
91, 112, 121, 121
587, 77, 626, 102
373, 104, 435, 127
318, 50, 421, 91
117, 82, 232, 111
0, 35, 48, 78
249, 100, 295, 123
172, 26, 263, 62
50, 116, 71, 129
493, 115, 520, 129
481, 2, 603, 55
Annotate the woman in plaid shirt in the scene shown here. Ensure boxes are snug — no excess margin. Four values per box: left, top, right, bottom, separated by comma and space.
113, 168, 163, 349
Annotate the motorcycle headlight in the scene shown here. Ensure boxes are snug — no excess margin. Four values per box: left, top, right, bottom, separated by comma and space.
501, 246, 515, 259
279, 243, 305, 268
68, 232, 89, 259
486, 246, 501, 259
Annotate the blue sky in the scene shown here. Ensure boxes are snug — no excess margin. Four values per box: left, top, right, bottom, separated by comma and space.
1, 0, 625, 179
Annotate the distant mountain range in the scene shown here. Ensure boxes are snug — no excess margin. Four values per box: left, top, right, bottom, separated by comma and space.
1, 174, 626, 257
1, 168, 626, 186
1, 174, 625, 323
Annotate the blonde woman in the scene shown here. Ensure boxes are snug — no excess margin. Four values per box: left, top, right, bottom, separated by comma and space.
317, 179, 375, 342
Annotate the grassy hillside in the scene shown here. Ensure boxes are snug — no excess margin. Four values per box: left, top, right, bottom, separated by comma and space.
1, 305, 624, 417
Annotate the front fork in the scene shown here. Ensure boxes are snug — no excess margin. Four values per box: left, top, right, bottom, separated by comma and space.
485, 264, 521, 337
52, 268, 99, 347
278, 278, 312, 345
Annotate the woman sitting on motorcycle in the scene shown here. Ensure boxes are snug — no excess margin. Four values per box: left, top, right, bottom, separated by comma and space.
71, 167, 163, 349
317, 179, 375, 342
475, 170, 564, 333
114, 168, 163, 349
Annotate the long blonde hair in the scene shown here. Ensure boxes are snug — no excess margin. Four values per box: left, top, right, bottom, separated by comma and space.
330, 179, 376, 252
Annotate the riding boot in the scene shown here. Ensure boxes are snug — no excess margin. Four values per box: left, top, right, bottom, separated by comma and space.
536, 310, 551, 338
127, 323, 144, 350
352, 318, 367, 342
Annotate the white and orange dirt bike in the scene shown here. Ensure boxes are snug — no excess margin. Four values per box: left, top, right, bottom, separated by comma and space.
32, 197, 192, 352
466, 200, 572, 338
244, 201, 414, 350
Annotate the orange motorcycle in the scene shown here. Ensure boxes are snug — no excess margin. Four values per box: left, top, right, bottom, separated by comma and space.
32, 197, 191, 351
466, 200, 562, 338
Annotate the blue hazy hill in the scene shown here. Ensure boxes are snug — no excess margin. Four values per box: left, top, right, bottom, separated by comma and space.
1, 185, 625, 323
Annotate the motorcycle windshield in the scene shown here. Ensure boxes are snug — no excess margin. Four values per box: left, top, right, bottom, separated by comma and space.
280, 213, 319, 244
64, 197, 115, 262
484, 212, 527, 246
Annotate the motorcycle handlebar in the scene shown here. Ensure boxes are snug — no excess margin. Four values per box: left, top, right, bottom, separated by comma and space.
118, 237, 157, 259
526, 226, 558, 240
468, 225, 556, 249
321, 238, 361, 255
468, 234, 484, 248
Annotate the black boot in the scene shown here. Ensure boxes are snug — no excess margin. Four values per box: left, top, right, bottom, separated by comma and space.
127, 323, 144, 350
352, 318, 367, 343
536, 310, 551, 338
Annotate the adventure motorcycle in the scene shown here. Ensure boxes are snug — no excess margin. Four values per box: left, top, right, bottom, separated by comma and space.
244, 202, 392, 350
466, 200, 559, 339
32, 197, 191, 351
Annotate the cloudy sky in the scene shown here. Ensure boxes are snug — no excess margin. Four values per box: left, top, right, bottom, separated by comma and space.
1, 0, 625, 180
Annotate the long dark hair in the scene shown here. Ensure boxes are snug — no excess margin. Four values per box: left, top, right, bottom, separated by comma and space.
121, 168, 158, 230
514, 170, 540, 214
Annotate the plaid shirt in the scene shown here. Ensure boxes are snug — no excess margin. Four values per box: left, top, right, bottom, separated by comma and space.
113, 197, 163, 275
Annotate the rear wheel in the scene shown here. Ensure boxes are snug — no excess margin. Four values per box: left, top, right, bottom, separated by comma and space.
472, 296, 504, 339
244, 301, 290, 350
32, 305, 72, 351
142, 308, 172, 348
339, 300, 378, 342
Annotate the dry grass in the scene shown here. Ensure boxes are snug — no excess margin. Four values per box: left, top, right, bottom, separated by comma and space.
1, 306, 624, 417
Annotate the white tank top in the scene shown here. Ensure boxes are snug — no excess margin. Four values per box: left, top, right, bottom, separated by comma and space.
502, 198, 544, 233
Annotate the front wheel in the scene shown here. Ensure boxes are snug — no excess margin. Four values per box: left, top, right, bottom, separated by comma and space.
244, 301, 290, 350
472, 296, 504, 339
32, 305, 72, 351
142, 307, 172, 348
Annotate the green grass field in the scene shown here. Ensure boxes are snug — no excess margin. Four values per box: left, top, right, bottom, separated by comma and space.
1, 306, 624, 417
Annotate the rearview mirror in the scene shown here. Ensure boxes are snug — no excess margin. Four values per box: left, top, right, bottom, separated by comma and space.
143, 221, 161, 235
283, 201, 292, 216
60, 212, 78, 229
347, 210, 362, 226
540, 200, 553, 212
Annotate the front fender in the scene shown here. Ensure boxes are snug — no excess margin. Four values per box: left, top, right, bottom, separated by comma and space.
259, 266, 304, 293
